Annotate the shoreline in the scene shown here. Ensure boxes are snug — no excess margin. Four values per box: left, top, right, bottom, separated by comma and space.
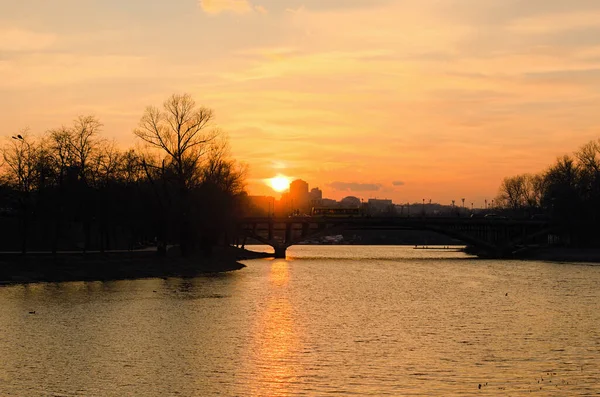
462, 245, 600, 263
0, 246, 272, 286
517, 247, 600, 263
5, 245, 597, 285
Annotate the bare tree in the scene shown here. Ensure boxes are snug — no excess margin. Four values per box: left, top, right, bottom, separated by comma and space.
70, 115, 103, 183
575, 139, 600, 201
134, 93, 218, 189
497, 173, 546, 212
48, 126, 75, 183
496, 174, 527, 210
576, 139, 600, 174
1, 130, 39, 254
1, 130, 38, 193
202, 137, 247, 195
524, 173, 545, 208
120, 149, 144, 185
89, 141, 122, 187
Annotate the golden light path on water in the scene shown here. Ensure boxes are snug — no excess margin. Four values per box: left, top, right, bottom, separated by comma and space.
243, 260, 299, 396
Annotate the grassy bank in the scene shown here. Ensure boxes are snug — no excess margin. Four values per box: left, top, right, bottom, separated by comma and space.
0, 246, 272, 285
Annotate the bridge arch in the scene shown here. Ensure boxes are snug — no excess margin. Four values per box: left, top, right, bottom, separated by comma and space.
237, 217, 552, 259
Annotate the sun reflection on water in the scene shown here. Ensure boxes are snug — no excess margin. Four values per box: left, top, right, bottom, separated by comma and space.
268, 259, 290, 287
244, 260, 301, 395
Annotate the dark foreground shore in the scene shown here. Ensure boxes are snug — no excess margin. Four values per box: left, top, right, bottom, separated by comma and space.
464, 245, 600, 263
0, 246, 272, 285
518, 247, 600, 263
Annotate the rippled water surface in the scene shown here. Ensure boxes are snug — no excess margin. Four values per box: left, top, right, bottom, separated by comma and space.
1, 246, 600, 396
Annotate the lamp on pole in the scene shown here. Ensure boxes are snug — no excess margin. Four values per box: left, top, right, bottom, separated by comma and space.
11, 134, 30, 150
11, 134, 31, 256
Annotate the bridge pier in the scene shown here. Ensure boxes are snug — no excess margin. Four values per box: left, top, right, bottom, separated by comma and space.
273, 244, 287, 259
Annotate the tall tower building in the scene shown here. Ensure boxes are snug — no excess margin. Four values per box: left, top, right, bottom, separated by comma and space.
309, 187, 323, 208
289, 179, 310, 213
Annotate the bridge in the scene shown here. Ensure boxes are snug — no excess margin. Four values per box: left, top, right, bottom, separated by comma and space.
235, 216, 556, 259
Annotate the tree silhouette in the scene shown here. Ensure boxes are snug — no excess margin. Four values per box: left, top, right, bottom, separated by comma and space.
134, 93, 244, 257
0, 98, 246, 257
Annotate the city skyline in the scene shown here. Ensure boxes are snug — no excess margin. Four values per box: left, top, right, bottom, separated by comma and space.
4, 0, 600, 203
255, 177, 499, 211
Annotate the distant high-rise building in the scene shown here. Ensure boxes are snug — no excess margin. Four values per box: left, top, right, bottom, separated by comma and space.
290, 179, 309, 197
289, 179, 310, 213
309, 187, 323, 208
309, 187, 322, 201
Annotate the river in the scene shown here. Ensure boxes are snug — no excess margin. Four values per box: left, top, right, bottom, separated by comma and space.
1, 246, 599, 396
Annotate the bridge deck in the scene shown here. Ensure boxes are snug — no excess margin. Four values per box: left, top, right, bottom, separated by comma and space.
239, 216, 550, 226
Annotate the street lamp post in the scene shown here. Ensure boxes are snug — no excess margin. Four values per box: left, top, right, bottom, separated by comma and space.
11, 134, 30, 152
11, 134, 30, 256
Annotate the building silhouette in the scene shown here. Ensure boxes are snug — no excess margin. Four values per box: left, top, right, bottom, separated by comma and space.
289, 179, 310, 213
340, 196, 361, 208
368, 198, 394, 214
309, 187, 323, 208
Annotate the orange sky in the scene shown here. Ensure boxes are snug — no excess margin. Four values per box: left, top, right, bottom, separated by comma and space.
3, 0, 600, 206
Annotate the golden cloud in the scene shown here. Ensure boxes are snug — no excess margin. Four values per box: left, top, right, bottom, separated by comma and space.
199, 0, 257, 14
0, 28, 57, 52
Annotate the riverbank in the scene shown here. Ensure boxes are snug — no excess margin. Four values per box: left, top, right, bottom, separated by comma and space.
463, 245, 600, 262
0, 246, 272, 285
519, 247, 600, 263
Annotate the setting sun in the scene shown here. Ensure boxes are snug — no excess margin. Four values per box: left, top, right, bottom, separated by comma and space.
268, 176, 291, 192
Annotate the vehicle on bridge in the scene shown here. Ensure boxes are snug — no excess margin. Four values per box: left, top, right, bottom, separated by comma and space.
310, 207, 365, 217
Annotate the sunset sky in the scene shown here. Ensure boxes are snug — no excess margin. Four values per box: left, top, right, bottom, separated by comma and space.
3, 0, 600, 205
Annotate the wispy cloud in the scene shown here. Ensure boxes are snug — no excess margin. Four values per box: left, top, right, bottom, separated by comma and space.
254, 5, 268, 14
199, 0, 266, 15
0, 28, 57, 52
329, 182, 383, 192
392, 181, 405, 186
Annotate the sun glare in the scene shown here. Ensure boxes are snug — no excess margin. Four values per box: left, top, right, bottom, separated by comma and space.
269, 176, 290, 192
